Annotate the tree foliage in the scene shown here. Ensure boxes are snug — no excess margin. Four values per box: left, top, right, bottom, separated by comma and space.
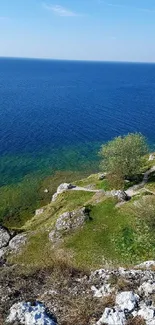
100, 133, 148, 178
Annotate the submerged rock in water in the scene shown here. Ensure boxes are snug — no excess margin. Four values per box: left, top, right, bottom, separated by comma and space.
6, 301, 57, 325
0, 226, 10, 249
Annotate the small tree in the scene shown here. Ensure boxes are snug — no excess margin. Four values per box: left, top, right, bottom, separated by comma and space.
99, 133, 148, 180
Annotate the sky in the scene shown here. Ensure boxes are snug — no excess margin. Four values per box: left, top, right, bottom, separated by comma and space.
0, 0, 155, 62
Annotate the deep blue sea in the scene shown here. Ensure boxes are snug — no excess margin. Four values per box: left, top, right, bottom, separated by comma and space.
0, 58, 155, 186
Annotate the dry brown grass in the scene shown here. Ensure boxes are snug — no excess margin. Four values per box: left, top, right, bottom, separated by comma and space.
116, 277, 134, 292
60, 294, 115, 325
126, 316, 146, 325
108, 274, 135, 292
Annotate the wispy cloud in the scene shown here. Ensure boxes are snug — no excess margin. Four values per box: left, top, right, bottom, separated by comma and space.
43, 3, 79, 17
100, 1, 155, 13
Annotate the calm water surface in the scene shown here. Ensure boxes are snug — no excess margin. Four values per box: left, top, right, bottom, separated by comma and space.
0, 58, 155, 185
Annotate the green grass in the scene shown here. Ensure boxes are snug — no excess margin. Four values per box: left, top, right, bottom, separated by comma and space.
24, 190, 94, 231
63, 198, 132, 268
145, 172, 155, 192
10, 190, 95, 267
6, 157, 155, 271
9, 231, 54, 268
74, 174, 114, 191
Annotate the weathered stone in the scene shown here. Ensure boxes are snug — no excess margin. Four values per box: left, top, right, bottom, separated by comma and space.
137, 261, 155, 269
149, 154, 155, 161
97, 307, 126, 325
0, 226, 10, 249
138, 281, 155, 296
52, 193, 58, 202
6, 301, 57, 325
35, 208, 44, 216
116, 291, 139, 312
91, 283, 114, 298
98, 174, 105, 180
49, 207, 90, 242
135, 303, 155, 325
57, 183, 74, 194
9, 233, 27, 251
52, 183, 75, 202
0, 247, 8, 258
109, 190, 129, 201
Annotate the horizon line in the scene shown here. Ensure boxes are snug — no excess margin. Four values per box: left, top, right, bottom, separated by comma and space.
1, 55, 155, 65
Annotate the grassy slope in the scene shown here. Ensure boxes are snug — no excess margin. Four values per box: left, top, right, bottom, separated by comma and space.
9, 162, 155, 270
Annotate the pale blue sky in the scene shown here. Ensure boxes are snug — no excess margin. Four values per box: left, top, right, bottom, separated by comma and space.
0, 0, 155, 62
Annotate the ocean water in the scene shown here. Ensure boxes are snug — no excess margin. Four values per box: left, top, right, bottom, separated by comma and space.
0, 58, 155, 186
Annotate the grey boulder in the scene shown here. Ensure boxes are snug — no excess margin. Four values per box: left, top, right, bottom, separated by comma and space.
49, 207, 90, 242
9, 233, 27, 251
0, 226, 10, 249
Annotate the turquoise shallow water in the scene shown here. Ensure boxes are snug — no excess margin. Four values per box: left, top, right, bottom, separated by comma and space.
0, 58, 155, 185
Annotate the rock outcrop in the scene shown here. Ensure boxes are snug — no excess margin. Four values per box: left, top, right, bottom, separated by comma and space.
98, 173, 106, 180
106, 190, 130, 201
0, 226, 10, 249
91, 264, 155, 325
2, 261, 155, 325
0, 226, 27, 262
9, 233, 27, 251
35, 208, 44, 216
49, 207, 90, 243
149, 153, 155, 161
6, 301, 57, 325
52, 183, 75, 202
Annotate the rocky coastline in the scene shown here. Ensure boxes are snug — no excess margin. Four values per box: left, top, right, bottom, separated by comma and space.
1, 154, 155, 324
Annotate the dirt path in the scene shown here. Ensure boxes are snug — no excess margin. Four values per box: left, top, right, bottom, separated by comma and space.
70, 166, 155, 199
72, 186, 102, 193
125, 166, 155, 197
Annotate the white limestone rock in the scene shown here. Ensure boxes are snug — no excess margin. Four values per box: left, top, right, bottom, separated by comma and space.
57, 183, 74, 194
0, 226, 10, 249
107, 190, 129, 201
91, 283, 114, 298
35, 208, 44, 216
116, 291, 139, 312
52, 193, 58, 202
137, 261, 155, 269
136, 303, 155, 325
97, 307, 126, 325
138, 281, 155, 296
149, 154, 155, 161
6, 301, 57, 325
52, 183, 75, 202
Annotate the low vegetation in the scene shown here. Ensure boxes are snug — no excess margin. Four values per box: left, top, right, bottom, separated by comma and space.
100, 133, 148, 186
3, 133, 155, 271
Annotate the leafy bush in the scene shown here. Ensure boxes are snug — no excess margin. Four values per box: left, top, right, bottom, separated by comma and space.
99, 133, 148, 182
